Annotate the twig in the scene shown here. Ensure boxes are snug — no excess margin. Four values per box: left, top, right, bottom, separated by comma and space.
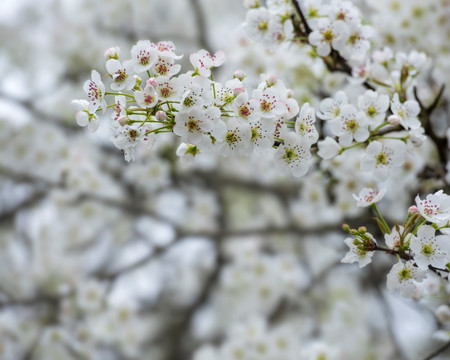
189, 0, 212, 52
423, 340, 450, 360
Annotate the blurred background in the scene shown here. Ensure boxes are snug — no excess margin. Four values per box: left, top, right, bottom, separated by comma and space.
1, 0, 450, 359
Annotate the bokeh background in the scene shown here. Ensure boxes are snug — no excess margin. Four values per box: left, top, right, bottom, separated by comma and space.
1, 0, 450, 359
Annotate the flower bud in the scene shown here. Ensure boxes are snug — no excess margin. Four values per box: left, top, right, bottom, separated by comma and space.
118, 116, 128, 126
104, 46, 120, 60
286, 89, 294, 98
388, 114, 401, 125
233, 69, 246, 81
266, 73, 277, 86
358, 226, 367, 233
436, 305, 450, 324
155, 110, 167, 122
133, 75, 142, 89
342, 223, 350, 232
408, 205, 418, 215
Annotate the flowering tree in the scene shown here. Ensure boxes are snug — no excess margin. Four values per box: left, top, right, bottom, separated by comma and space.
2, 0, 450, 359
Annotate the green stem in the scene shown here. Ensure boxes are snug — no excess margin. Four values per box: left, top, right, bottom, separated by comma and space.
371, 136, 408, 142
105, 92, 134, 98
339, 141, 364, 154
370, 121, 389, 134
371, 203, 391, 234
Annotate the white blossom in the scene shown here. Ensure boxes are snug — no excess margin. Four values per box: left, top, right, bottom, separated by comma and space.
274, 132, 311, 177
341, 235, 376, 268
386, 260, 427, 298
415, 190, 450, 223
410, 225, 450, 270
353, 187, 387, 207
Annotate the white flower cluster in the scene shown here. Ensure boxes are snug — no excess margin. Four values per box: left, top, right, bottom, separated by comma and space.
316, 89, 424, 182
243, 0, 295, 48
306, 0, 373, 60
73, 41, 320, 177
244, 0, 373, 61
343, 189, 450, 299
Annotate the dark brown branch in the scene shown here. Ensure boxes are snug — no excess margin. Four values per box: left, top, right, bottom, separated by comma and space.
423, 340, 450, 360
291, 0, 312, 35
290, 0, 374, 90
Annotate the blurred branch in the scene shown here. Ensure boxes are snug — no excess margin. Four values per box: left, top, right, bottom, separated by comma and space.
0, 92, 80, 132
423, 340, 450, 360
0, 188, 48, 226
96, 240, 179, 282
369, 266, 407, 360
189, 0, 212, 52
167, 180, 227, 360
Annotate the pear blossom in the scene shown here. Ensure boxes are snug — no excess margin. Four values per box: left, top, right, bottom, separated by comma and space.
106, 59, 135, 91
153, 75, 179, 101
76, 280, 106, 312
215, 118, 252, 157
151, 41, 183, 59
317, 90, 348, 121
232, 92, 261, 122
339, 20, 373, 60
341, 234, 376, 268
72, 99, 100, 132
415, 190, 450, 223
385, 226, 405, 250
302, 0, 329, 27
274, 132, 311, 177
360, 140, 406, 182
112, 123, 143, 162
328, 104, 369, 146
353, 187, 387, 207
111, 95, 127, 121
203, 49, 226, 68
190, 49, 214, 77
152, 55, 181, 77
250, 117, 275, 152
244, 8, 273, 42
267, 0, 292, 13
410, 225, 450, 270
357, 90, 389, 128
386, 260, 427, 298
295, 102, 318, 145
173, 107, 220, 148
329, 0, 360, 23
134, 85, 158, 108
308, 18, 348, 57
178, 74, 212, 109
83, 70, 106, 113
130, 40, 158, 73
214, 78, 243, 107
266, 16, 294, 46
176, 143, 201, 165
104, 46, 120, 60
317, 136, 341, 160
252, 87, 286, 119
389, 93, 421, 130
